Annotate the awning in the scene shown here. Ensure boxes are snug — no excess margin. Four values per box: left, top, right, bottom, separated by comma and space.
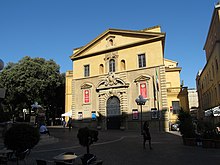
31, 103, 42, 109
204, 106, 220, 117
205, 109, 213, 117
61, 111, 72, 117
213, 106, 220, 117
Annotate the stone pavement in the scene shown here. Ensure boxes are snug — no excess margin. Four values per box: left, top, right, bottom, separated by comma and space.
1, 127, 220, 165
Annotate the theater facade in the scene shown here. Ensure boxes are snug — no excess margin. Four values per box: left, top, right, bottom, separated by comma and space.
65, 26, 188, 131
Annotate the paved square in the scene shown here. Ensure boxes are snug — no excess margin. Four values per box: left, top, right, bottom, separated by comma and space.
1, 127, 220, 165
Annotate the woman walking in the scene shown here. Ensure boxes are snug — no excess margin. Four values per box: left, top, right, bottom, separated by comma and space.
143, 121, 152, 150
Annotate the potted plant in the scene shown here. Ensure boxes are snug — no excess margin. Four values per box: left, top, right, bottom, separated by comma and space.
77, 127, 99, 165
178, 109, 196, 146
200, 121, 216, 148
213, 122, 220, 148
4, 123, 40, 164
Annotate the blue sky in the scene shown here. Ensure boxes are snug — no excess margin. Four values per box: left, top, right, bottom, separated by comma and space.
0, 0, 217, 88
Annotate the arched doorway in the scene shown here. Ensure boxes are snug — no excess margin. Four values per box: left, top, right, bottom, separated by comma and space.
106, 96, 121, 129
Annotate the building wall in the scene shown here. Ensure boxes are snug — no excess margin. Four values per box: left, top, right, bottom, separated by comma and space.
64, 71, 73, 121
197, 4, 220, 120
204, 5, 220, 61
65, 26, 186, 131
164, 59, 189, 124
188, 88, 199, 109
72, 41, 164, 78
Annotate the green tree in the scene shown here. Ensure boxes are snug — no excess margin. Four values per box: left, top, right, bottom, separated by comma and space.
178, 109, 195, 138
0, 56, 65, 120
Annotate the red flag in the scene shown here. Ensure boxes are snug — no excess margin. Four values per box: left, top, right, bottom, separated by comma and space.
84, 90, 90, 103
140, 82, 147, 98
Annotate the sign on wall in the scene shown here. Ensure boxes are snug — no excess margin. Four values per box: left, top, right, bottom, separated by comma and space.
91, 111, 96, 120
132, 109, 139, 120
84, 89, 90, 103
151, 108, 158, 119
30, 116, 36, 124
78, 112, 83, 120
140, 82, 147, 98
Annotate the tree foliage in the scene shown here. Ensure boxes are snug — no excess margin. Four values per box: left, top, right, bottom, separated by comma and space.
0, 56, 65, 119
178, 109, 195, 138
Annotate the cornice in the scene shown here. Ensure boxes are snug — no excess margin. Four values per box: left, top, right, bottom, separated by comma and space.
71, 35, 165, 61
165, 67, 182, 72
198, 41, 220, 79
204, 5, 220, 49
70, 28, 165, 60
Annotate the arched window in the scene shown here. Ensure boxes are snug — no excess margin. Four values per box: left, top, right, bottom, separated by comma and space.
109, 39, 113, 46
109, 59, 115, 72
121, 60, 126, 71
99, 64, 104, 74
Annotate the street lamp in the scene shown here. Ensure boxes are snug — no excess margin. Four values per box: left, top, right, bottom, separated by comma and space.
0, 59, 4, 71
0, 59, 4, 116
135, 95, 147, 134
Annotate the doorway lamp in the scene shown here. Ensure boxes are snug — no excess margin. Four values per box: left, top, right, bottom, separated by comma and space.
135, 95, 147, 134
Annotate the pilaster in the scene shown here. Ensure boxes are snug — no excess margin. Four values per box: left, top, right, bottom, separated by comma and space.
71, 80, 76, 119
159, 65, 168, 110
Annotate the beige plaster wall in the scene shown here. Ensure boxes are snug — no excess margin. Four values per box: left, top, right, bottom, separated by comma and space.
71, 67, 161, 121
73, 41, 164, 79
65, 71, 73, 116
65, 27, 184, 131
165, 71, 181, 88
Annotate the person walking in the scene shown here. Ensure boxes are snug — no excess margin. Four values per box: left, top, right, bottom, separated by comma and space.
62, 117, 66, 128
67, 117, 72, 131
143, 121, 152, 150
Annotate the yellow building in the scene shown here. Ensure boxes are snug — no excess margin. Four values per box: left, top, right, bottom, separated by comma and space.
165, 59, 189, 124
65, 26, 188, 131
196, 3, 220, 121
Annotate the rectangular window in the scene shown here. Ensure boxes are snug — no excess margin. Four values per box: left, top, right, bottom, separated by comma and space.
138, 54, 146, 68
172, 101, 180, 114
84, 65, 90, 77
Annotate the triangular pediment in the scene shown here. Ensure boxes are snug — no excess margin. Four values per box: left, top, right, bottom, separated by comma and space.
134, 75, 151, 82
81, 83, 92, 89
70, 28, 165, 60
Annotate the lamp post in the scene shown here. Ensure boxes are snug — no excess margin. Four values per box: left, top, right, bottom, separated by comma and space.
0, 59, 4, 113
0, 59, 4, 71
135, 95, 147, 134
